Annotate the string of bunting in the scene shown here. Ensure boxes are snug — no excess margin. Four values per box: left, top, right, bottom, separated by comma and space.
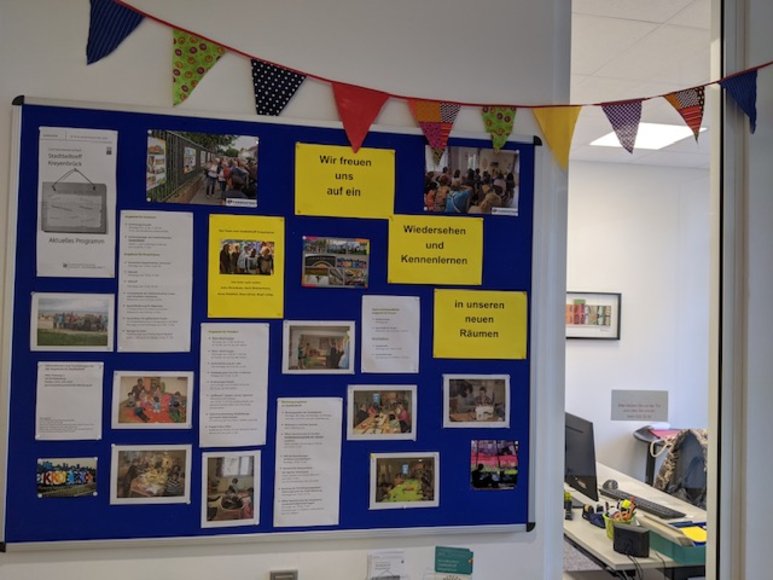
88, 0, 771, 169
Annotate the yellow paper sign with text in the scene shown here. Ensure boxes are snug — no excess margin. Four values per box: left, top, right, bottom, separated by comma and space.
433, 289, 527, 359
388, 215, 483, 285
295, 143, 395, 218
208, 214, 284, 318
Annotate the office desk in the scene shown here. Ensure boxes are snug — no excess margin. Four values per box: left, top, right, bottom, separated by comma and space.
564, 463, 706, 579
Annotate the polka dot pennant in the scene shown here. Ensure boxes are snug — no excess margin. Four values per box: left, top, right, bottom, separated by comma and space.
601, 100, 643, 154
172, 29, 226, 106
664, 87, 705, 140
251, 59, 306, 116
408, 99, 461, 164
482, 106, 517, 151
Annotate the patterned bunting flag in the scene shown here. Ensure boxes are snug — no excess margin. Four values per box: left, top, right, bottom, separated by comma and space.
332, 82, 390, 152
720, 70, 758, 133
86, 0, 144, 64
532, 107, 582, 170
408, 99, 461, 164
664, 87, 705, 140
251, 60, 306, 116
482, 106, 517, 151
172, 29, 226, 106
601, 100, 643, 153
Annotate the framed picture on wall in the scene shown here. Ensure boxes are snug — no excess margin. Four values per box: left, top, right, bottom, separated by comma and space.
565, 292, 621, 340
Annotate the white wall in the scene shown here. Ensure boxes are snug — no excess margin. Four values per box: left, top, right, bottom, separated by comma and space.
566, 161, 710, 480
0, 1, 570, 579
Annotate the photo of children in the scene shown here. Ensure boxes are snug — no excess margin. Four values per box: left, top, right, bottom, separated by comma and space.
112, 372, 192, 429
218, 240, 275, 275
111, 445, 190, 504
37, 458, 97, 498
370, 452, 439, 509
301, 236, 370, 288
470, 440, 519, 490
347, 385, 416, 440
443, 374, 510, 428
202, 451, 260, 528
31, 292, 113, 351
424, 145, 520, 216
283, 321, 355, 374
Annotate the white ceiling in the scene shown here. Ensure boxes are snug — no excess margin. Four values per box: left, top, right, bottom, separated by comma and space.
570, 0, 711, 167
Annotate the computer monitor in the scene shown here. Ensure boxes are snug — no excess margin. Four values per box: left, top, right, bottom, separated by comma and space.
564, 412, 599, 502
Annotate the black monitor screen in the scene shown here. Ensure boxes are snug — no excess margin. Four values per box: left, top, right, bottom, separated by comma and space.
564, 412, 599, 502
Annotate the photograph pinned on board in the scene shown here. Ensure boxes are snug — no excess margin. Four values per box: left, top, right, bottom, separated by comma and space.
282, 321, 355, 374
110, 445, 191, 505
112, 372, 193, 429
442, 374, 510, 428
145, 130, 258, 208
202, 451, 260, 528
218, 239, 275, 276
30, 292, 114, 351
424, 145, 520, 216
37, 457, 97, 498
470, 440, 519, 490
347, 385, 417, 441
301, 236, 370, 288
370, 452, 439, 510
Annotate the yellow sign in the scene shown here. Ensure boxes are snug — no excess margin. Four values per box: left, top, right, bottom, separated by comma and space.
388, 215, 483, 285
208, 214, 284, 318
433, 289, 527, 359
295, 143, 395, 218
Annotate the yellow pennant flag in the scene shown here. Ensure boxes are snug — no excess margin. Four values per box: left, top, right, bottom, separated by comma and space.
532, 106, 582, 170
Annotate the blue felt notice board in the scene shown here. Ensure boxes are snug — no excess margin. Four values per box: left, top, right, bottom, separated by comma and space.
1, 100, 536, 547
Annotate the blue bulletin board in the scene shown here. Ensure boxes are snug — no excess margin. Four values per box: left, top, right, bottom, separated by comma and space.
1, 98, 537, 547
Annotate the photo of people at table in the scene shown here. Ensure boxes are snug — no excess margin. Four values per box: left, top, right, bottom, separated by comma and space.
113, 372, 191, 428
470, 440, 519, 490
424, 145, 520, 215
443, 374, 510, 428
301, 236, 369, 288
203, 452, 259, 528
284, 321, 354, 374
37, 457, 97, 498
348, 386, 416, 440
111, 445, 190, 504
370, 453, 439, 509
218, 239, 275, 275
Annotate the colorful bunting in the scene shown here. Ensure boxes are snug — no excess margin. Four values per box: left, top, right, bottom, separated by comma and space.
720, 70, 758, 133
532, 107, 582, 170
665, 87, 705, 140
409, 100, 461, 164
482, 106, 517, 151
172, 29, 226, 106
332, 82, 390, 152
251, 60, 306, 116
601, 100, 643, 153
86, 0, 144, 65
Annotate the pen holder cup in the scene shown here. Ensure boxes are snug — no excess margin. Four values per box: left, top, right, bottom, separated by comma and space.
603, 514, 635, 540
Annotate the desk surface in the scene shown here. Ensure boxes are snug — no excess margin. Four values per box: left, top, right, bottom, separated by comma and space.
563, 463, 706, 573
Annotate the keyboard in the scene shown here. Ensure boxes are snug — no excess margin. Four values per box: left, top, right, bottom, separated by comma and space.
599, 486, 687, 520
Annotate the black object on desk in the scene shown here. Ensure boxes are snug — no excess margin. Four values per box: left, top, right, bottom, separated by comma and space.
601, 479, 687, 520
613, 523, 650, 557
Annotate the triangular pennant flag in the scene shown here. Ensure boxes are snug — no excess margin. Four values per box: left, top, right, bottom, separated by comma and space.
601, 100, 643, 153
664, 87, 705, 140
408, 99, 461, 164
251, 60, 306, 116
332, 82, 390, 152
532, 106, 581, 170
482, 106, 517, 150
86, 0, 144, 64
172, 29, 226, 105
720, 70, 758, 133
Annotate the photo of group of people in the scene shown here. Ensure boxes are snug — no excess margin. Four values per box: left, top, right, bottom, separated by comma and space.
112, 372, 192, 429
301, 236, 370, 288
443, 375, 510, 428
347, 386, 416, 440
470, 440, 519, 490
283, 321, 355, 374
111, 445, 190, 504
370, 453, 439, 509
36, 458, 97, 498
424, 146, 520, 216
203, 451, 259, 528
31, 293, 114, 351
218, 239, 275, 275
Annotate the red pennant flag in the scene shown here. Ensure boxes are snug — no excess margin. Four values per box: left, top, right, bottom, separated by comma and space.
664, 87, 705, 140
333, 82, 389, 152
408, 99, 461, 164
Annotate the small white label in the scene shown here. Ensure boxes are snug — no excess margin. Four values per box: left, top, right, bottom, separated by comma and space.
611, 390, 668, 421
